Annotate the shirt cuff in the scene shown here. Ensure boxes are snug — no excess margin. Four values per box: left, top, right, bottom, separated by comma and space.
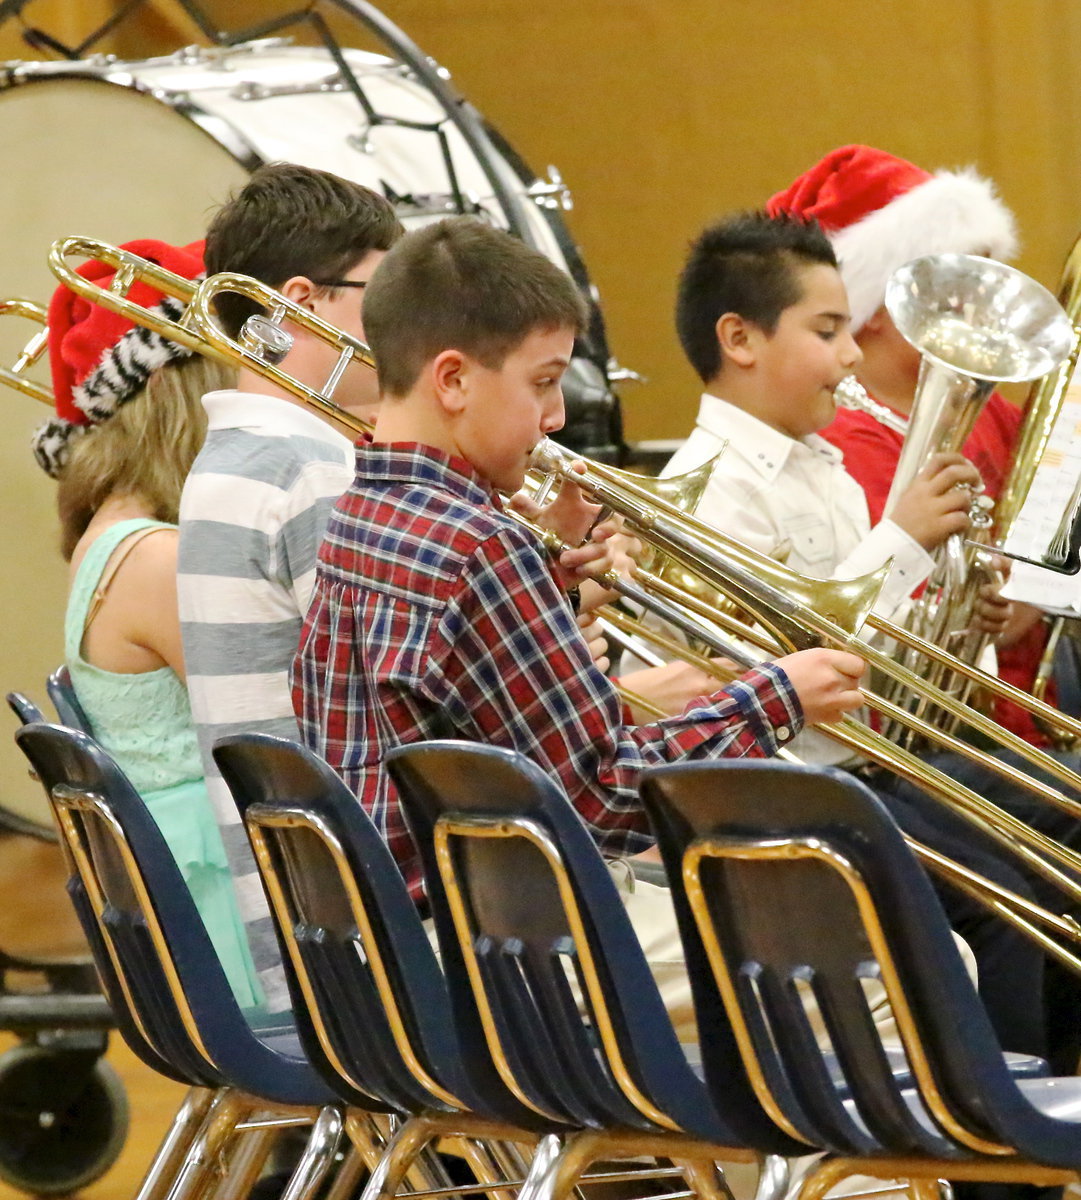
834, 518, 934, 620
725, 661, 805, 754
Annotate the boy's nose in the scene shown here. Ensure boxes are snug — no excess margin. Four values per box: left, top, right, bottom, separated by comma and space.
542, 391, 566, 434
841, 332, 863, 369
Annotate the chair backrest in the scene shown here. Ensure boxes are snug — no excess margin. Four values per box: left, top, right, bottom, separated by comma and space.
14, 722, 332, 1107
6, 690, 46, 727
387, 739, 806, 1152
46, 666, 93, 734
213, 733, 478, 1119
640, 759, 1032, 1159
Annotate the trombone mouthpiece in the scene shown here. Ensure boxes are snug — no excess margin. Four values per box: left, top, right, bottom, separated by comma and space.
528, 437, 569, 473
239, 314, 294, 367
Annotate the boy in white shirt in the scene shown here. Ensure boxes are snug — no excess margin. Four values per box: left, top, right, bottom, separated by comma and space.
666, 209, 1067, 1067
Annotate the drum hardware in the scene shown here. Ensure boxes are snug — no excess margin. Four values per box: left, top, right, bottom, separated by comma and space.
231, 75, 348, 102
346, 126, 376, 156
382, 186, 486, 219
606, 359, 647, 386
526, 167, 573, 212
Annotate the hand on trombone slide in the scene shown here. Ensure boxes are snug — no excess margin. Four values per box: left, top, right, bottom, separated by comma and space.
774, 648, 867, 727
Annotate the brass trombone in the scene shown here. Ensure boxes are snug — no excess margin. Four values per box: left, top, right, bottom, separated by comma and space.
41, 235, 1081, 974
0, 298, 51, 405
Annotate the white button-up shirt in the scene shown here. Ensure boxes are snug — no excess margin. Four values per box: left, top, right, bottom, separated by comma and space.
657, 393, 934, 766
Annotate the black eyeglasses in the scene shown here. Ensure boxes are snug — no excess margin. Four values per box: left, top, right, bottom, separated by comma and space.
310, 279, 367, 289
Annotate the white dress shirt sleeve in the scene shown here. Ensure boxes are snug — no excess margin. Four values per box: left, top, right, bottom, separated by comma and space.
834, 517, 934, 622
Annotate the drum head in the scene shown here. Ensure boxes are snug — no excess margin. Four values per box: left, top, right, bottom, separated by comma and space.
0, 78, 250, 822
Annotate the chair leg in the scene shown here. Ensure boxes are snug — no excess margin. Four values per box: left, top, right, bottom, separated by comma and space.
752, 1155, 792, 1200
208, 1120, 278, 1200
134, 1087, 219, 1200
279, 1106, 345, 1200
164, 1090, 253, 1200
517, 1131, 606, 1200
356, 1114, 443, 1200
795, 1158, 874, 1200
451, 1135, 523, 1200
679, 1159, 736, 1200
323, 1144, 369, 1200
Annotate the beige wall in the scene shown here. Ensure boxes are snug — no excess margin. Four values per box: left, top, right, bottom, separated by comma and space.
1, 0, 1081, 814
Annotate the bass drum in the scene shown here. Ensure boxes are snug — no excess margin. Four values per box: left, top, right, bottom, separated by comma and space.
0, 37, 622, 821
0, 39, 622, 458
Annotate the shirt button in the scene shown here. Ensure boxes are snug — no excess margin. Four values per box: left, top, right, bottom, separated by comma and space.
776, 726, 790, 741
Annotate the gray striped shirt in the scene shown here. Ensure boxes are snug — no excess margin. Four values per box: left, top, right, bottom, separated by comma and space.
178, 390, 354, 1012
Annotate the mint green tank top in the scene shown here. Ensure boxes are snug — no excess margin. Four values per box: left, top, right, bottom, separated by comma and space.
65, 519, 203, 794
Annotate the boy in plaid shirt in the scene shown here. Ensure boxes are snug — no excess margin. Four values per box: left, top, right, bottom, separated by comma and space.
292, 216, 865, 1035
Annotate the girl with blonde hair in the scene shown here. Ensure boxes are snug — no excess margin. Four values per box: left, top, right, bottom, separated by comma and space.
36, 239, 262, 1011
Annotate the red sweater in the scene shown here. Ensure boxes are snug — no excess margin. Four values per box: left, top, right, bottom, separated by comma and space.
820, 393, 1050, 746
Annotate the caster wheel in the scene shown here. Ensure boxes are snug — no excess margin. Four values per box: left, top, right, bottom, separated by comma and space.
0, 1043, 129, 1194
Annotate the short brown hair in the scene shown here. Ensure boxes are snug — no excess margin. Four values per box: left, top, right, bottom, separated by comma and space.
362, 217, 588, 397
57, 355, 233, 559
205, 163, 403, 337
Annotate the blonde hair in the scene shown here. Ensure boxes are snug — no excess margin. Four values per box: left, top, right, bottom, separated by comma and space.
57, 355, 234, 560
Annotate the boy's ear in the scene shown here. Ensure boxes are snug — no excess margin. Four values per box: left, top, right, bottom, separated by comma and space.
278, 275, 318, 310
430, 348, 468, 415
715, 312, 758, 368
861, 305, 889, 336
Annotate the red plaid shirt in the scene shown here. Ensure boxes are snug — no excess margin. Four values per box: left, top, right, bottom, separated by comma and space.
292, 442, 803, 901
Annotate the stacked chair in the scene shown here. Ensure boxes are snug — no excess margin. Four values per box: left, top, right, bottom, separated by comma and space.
14, 721, 352, 1200
381, 738, 804, 1200
212, 732, 701, 1200
637, 759, 1081, 1200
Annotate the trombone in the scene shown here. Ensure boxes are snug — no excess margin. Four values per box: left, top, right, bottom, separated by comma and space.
41, 235, 1081, 975
0, 298, 50, 405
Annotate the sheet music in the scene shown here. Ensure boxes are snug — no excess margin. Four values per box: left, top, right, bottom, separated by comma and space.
1001, 388, 1081, 610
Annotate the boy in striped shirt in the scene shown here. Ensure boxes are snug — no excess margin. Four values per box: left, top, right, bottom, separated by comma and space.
177, 163, 402, 1011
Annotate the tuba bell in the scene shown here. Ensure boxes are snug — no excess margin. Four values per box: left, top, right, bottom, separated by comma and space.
872, 254, 1074, 746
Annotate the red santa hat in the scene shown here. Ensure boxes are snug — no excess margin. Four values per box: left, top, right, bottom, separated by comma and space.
766, 144, 1019, 332
33, 238, 206, 478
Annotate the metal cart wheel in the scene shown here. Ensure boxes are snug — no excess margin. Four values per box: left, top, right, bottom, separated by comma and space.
0, 1040, 129, 1195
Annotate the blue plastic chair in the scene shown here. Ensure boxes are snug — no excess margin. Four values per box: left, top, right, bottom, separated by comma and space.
639, 759, 1081, 1200
386, 739, 808, 1200
46, 666, 93, 734
214, 732, 607, 1200
14, 722, 345, 1200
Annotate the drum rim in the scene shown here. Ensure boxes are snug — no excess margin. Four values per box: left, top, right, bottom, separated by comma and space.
0, 67, 266, 173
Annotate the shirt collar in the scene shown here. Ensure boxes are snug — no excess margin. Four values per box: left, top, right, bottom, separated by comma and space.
356, 441, 501, 508
695, 391, 844, 481
202, 389, 355, 453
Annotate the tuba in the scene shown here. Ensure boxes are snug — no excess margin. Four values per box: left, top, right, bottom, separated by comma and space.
866, 254, 1075, 746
